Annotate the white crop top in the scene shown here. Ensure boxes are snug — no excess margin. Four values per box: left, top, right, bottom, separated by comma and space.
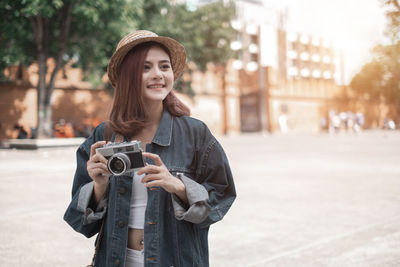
128, 172, 148, 229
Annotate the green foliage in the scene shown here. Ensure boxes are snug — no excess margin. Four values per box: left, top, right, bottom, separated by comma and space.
1, 0, 236, 86
0, 1, 35, 78
137, 0, 236, 72
0, 0, 142, 83
67, 0, 139, 81
20, 0, 64, 17
0, 0, 146, 137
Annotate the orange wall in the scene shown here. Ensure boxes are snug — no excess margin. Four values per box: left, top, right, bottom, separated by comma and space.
0, 83, 113, 139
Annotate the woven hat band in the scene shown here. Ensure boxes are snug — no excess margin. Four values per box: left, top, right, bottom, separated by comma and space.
117, 31, 158, 50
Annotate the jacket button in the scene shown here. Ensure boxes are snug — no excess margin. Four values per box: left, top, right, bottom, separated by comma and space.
119, 221, 125, 228
114, 259, 120, 266
119, 187, 126, 194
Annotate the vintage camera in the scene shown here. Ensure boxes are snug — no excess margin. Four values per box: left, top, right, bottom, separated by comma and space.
96, 141, 145, 176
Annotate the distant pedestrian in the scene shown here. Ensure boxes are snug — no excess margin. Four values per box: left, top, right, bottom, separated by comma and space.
14, 124, 28, 139
320, 117, 327, 131
64, 30, 236, 267
278, 114, 288, 133
55, 119, 75, 138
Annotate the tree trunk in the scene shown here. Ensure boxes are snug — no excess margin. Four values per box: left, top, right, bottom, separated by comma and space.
46, 1, 72, 98
30, 15, 52, 138
30, 1, 73, 138
37, 53, 52, 138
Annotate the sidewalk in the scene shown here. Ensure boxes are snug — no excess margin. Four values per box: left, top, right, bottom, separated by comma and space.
1, 137, 85, 149
2, 129, 399, 149
0, 131, 399, 266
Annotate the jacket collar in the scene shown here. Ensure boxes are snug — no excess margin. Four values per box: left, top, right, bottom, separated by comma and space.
151, 108, 173, 146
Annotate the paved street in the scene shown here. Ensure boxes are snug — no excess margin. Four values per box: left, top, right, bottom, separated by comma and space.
1, 131, 400, 267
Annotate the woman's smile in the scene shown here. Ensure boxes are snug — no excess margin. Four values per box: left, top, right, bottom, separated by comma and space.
147, 83, 165, 90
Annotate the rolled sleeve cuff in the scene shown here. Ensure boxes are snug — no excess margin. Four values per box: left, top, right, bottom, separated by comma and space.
77, 181, 108, 225
171, 173, 210, 224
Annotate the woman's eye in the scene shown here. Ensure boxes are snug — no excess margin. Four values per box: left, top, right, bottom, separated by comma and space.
161, 64, 171, 69
144, 65, 151, 71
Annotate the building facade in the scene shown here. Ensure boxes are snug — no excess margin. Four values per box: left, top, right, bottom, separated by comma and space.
226, 0, 344, 134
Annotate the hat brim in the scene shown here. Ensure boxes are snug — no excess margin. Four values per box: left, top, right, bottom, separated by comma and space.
107, 36, 186, 88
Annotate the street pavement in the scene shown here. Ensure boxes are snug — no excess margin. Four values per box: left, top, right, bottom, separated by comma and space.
0, 130, 399, 267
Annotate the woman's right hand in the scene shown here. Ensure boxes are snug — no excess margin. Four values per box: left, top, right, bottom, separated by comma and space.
87, 141, 110, 202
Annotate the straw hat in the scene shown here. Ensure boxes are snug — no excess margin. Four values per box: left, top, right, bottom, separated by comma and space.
107, 30, 186, 88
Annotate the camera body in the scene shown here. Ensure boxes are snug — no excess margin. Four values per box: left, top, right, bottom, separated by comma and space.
96, 140, 145, 176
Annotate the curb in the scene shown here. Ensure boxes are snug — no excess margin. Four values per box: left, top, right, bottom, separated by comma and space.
2, 138, 85, 149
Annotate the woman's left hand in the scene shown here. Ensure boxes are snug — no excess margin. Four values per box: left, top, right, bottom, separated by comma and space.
137, 152, 188, 203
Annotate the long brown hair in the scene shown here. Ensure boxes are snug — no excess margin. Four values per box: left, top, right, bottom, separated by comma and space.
109, 42, 190, 137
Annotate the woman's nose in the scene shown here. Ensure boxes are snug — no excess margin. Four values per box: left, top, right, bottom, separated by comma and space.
151, 67, 162, 79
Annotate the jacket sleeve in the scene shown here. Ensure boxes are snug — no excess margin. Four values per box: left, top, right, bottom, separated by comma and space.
195, 137, 236, 228
171, 127, 236, 227
63, 124, 108, 238
171, 173, 210, 224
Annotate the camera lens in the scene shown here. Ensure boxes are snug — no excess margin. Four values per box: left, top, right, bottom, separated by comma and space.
107, 153, 131, 176
109, 158, 125, 174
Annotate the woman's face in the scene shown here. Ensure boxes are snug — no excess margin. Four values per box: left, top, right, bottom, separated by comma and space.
141, 46, 174, 103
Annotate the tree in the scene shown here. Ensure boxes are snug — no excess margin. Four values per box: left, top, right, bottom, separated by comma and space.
350, 60, 385, 100
382, 0, 400, 42
0, 0, 142, 138
349, 60, 386, 126
349, 0, 400, 125
380, 0, 400, 117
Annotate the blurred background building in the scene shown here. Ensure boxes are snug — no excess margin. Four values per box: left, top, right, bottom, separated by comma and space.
186, 0, 346, 134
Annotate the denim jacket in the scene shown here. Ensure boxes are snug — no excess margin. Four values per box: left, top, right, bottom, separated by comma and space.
64, 109, 236, 267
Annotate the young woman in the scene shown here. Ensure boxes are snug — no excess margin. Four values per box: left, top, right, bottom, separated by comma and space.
64, 30, 236, 267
